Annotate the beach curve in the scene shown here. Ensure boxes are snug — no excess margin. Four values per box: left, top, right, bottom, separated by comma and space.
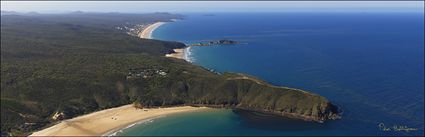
139, 22, 166, 39
30, 105, 207, 136
139, 21, 189, 61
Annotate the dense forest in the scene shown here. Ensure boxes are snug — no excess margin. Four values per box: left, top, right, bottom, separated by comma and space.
1, 12, 340, 136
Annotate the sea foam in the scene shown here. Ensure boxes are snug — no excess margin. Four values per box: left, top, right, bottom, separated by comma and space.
184, 46, 195, 63
103, 116, 164, 137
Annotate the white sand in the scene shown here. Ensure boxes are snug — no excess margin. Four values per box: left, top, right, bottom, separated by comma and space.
165, 48, 186, 60
30, 105, 207, 136
139, 22, 166, 39
139, 21, 188, 61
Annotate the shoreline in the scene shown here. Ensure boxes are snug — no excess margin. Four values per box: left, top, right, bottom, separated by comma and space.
30, 105, 207, 136
165, 46, 190, 61
139, 22, 166, 39
139, 21, 190, 62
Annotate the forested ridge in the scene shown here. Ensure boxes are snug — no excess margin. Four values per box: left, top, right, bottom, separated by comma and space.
1, 12, 340, 136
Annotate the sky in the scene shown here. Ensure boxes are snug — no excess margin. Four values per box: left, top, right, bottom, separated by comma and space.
1, 1, 424, 13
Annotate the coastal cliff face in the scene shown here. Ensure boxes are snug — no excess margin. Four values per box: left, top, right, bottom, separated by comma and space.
228, 74, 341, 122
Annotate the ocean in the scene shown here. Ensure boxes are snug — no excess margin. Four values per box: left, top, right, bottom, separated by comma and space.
116, 12, 424, 136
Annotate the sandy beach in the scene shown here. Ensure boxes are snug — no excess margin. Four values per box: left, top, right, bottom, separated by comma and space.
142, 21, 189, 61
139, 21, 189, 61
139, 22, 166, 39
165, 48, 187, 60
30, 105, 207, 136
32, 21, 195, 135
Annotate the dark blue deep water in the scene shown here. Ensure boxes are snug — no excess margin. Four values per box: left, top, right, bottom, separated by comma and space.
118, 12, 424, 136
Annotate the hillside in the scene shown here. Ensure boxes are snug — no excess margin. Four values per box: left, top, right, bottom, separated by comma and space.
1, 12, 340, 136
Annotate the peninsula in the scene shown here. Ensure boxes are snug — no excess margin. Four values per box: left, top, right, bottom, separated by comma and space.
1, 12, 340, 136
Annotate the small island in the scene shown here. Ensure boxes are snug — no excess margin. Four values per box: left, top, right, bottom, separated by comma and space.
188, 39, 239, 46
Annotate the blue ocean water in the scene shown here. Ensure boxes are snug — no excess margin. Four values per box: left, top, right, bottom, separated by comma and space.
118, 12, 424, 136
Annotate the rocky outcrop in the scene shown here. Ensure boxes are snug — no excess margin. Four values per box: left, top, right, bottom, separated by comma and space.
189, 101, 340, 123
51, 111, 65, 121
235, 102, 341, 123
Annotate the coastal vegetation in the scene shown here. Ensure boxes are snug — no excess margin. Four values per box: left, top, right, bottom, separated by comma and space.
1, 12, 340, 136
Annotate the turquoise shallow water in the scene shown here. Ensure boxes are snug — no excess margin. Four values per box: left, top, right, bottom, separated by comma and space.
116, 109, 334, 136
115, 12, 424, 136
